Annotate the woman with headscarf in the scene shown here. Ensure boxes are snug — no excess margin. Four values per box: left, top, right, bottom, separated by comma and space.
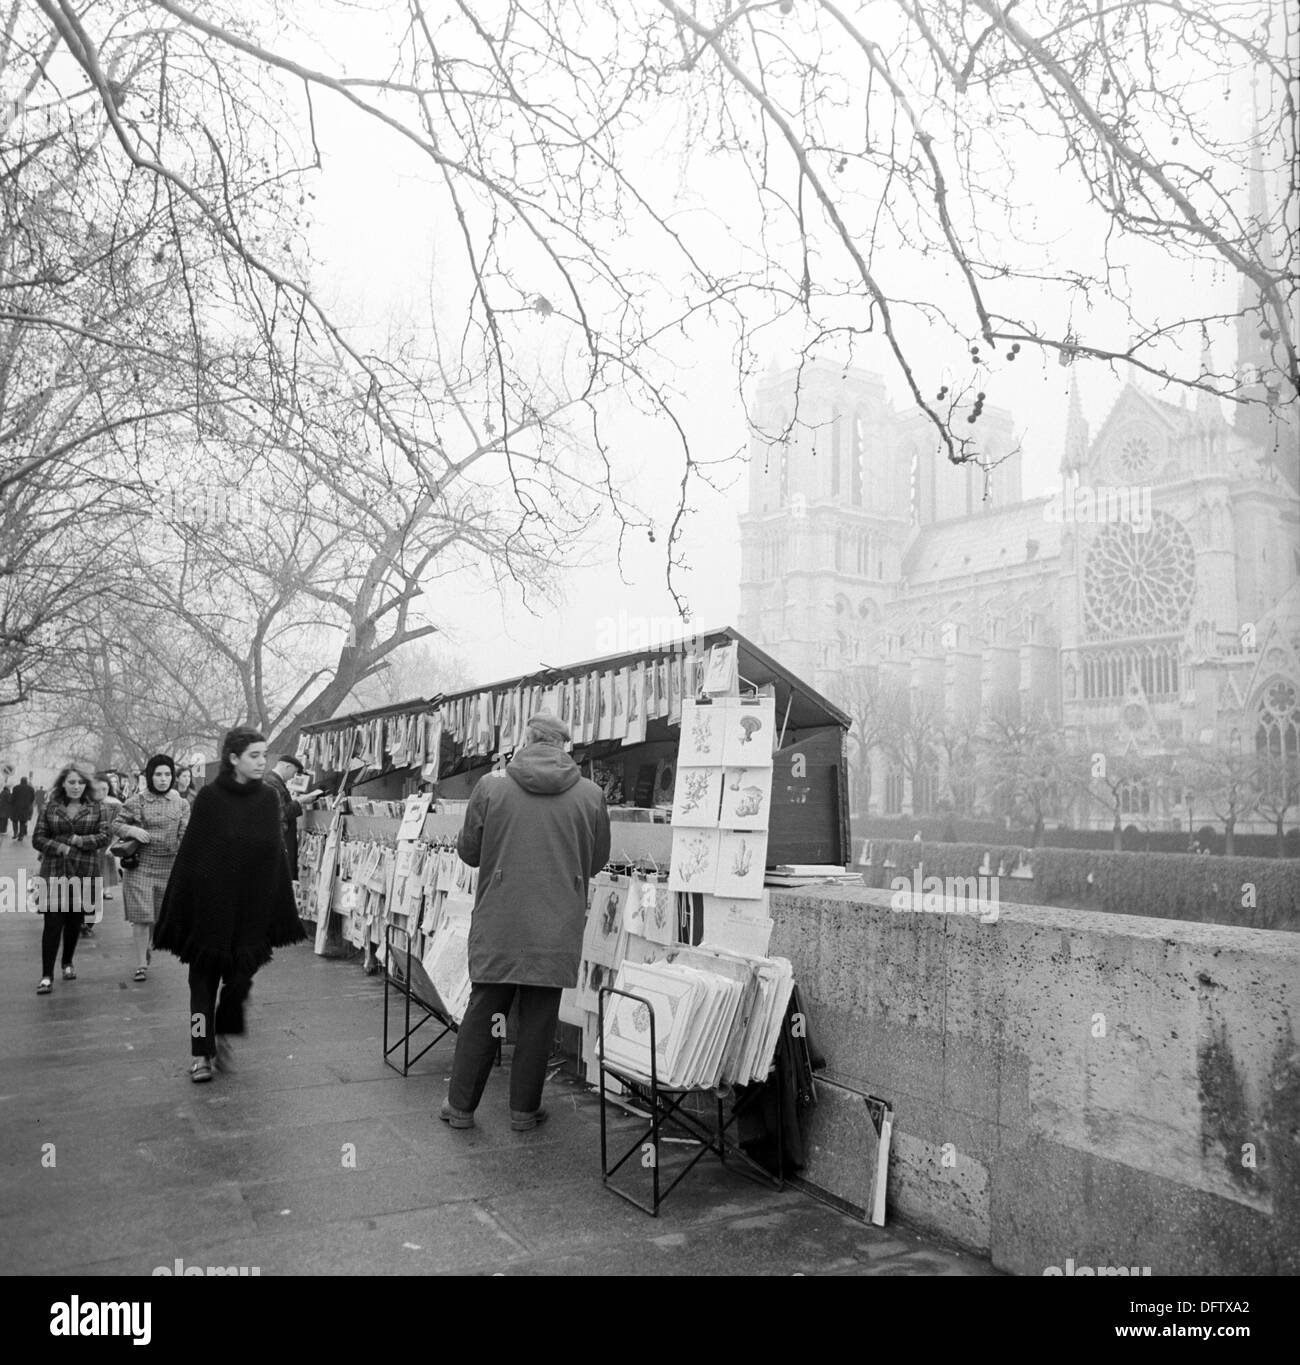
113, 754, 190, 981
31, 763, 111, 994
153, 727, 305, 1081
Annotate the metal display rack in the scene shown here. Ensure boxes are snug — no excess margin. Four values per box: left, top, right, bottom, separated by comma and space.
596, 985, 784, 1216
381, 922, 500, 1077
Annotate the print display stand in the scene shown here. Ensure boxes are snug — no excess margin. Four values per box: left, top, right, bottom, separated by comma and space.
596, 985, 784, 1217
381, 922, 502, 1077
382, 922, 455, 1076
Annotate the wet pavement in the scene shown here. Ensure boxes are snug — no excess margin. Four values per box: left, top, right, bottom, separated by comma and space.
0, 834, 997, 1276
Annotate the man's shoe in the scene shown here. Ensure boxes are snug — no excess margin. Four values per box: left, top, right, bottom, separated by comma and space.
439, 1100, 475, 1129
36, 978, 52, 995
190, 1059, 214, 1083
61, 965, 76, 980
510, 1106, 549, 1132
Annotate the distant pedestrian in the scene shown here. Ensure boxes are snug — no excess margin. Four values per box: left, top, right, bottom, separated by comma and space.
153, 727, 306, 1082
31, 764, 110, 995
0, 781, 11, 839
114, 755, 189, 981
10, 777, 35, 840
175, 767, 197, 806
264, 754, 305, 872
442, 711, 610, 1131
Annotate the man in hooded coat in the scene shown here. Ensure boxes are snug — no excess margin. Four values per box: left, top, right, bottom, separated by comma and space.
441, 711, 610, 1130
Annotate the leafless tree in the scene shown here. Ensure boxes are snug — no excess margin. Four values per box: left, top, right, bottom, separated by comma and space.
1181, 740, 1260, 855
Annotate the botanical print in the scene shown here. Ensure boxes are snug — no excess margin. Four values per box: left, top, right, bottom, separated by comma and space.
671, 766, 722, 827
669, 655, 683, 724
657, 659, 671, 718
678, 699, 724, 765
699, 892, 773, 957
718, 767, 773, 830
713, 830, 769, 899
720, 697, 776, 767
572, 673, 585, 736
668, 827, 719, 893
640, 879, 674, 944
702, 641, 738, 695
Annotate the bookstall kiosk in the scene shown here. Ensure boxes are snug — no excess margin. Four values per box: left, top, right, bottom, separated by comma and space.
294, 627, 848, 1206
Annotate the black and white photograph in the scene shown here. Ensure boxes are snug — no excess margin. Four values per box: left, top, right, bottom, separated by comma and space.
0, 0, 1295, 1326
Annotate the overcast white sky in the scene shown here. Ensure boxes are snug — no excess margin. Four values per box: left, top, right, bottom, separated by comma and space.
287, 2, 1281, 688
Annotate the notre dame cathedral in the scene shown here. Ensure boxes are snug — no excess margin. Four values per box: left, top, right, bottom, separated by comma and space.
737, 327, 1300, 828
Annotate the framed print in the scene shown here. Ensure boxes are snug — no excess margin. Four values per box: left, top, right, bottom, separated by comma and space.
640, 878, 675, 944
670, 766, 722, 827
720, 696, 776, 766
714, 829, 769, 899
718, 766, 773, 830
668, 827, 719, 894
678, 699, 726, 765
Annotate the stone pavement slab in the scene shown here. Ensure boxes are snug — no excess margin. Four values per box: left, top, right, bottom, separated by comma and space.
0, 835, 997, 1276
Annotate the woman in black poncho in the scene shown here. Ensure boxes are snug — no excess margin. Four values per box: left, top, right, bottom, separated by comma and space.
154, 726, 305, 1082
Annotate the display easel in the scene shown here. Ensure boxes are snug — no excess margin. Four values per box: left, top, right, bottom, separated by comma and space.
596, 985, 784, 1217
382, 922, 501, 1077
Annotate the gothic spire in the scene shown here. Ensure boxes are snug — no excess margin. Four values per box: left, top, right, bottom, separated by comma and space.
1061, 372, 1089, 475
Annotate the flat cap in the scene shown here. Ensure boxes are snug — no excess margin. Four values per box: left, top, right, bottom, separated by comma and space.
526, 711, 570, 744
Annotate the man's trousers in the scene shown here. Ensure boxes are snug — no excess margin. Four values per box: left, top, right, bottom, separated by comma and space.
447, 982, 562, 1115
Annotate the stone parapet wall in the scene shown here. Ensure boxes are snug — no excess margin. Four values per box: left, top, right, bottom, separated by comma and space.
770, 885, 1300, 1275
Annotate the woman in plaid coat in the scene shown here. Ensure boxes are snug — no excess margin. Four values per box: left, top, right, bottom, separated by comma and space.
32, 763, 111, 994
113, 754, 189, 981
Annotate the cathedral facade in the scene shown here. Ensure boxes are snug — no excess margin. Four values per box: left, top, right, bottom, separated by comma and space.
737, 356, 1300, 832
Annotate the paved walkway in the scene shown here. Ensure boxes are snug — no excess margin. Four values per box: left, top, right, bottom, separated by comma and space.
0, 835, 996, 1276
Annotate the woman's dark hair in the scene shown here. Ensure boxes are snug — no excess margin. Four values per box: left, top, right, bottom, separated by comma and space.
176, 767, 193, 789
221, 726, 267, 773
51, 763, 97, 804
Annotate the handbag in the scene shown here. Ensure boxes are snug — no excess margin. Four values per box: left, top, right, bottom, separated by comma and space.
110, 836, 142, 869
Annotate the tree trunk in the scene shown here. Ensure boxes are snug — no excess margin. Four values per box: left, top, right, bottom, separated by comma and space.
1112, 819, 1122, 853
1032, 814, 1044, 848
1224, 819, 1235, 858
1277, 817, 1286, 860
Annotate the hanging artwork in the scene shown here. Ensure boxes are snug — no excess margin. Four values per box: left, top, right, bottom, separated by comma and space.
572, 674, 586, 742
623, 663, 647, 745
702, 641, 739, 695
640, 878, 675, 944
652, 756, 676, 807
582, 875, 627, 965
718, 766, 773, 830
559, 678, 573, 729
612, 666, 630, 739
668, 655, 683, 724
720, 697, 776, 767
668, 827, 720, 893
646, 658, 659, 719
597, 671, 614, 741
678, 699, 726, 765
682, 652, 698, 705
713, 829, 769, 899
670, 766, 723, 827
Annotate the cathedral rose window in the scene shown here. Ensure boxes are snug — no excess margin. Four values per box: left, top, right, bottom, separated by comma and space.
1118, 433, 1155, 478
1084, 511, 1195, 640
